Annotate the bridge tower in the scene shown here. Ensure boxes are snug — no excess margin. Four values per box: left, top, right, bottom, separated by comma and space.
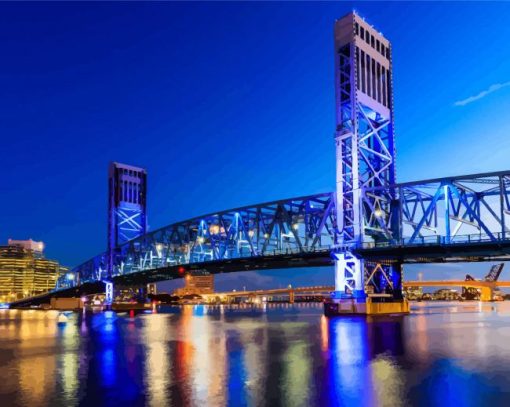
332, 12, 404, 309
107, 162, 147, 278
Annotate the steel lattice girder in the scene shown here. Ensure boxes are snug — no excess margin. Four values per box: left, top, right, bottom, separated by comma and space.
71, 193, 338, 284
57, 170, 510, 289
362, 170, 510, 246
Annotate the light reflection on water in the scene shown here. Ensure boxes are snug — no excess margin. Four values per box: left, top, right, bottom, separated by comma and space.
2, 302, 510, 406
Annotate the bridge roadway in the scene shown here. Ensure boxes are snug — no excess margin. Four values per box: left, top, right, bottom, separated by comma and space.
209, 285, 335, 297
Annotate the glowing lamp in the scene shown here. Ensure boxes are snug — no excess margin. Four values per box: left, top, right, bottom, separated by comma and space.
374, 209, 384, 218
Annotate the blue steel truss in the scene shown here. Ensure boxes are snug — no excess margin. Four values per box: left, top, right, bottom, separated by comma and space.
59, 193, 338, 286
56, 170, 510, 291
361, 171, 510, 247
333, 14, 397, 298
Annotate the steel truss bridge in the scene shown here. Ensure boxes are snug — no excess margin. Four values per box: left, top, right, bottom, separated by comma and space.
53, 170, 510, 292
13, 13, 510, 309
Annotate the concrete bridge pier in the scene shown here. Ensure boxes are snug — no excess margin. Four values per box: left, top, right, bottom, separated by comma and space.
326, 259, 409, 316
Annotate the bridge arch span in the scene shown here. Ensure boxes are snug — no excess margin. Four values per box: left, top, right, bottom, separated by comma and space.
59, 192, 338, 287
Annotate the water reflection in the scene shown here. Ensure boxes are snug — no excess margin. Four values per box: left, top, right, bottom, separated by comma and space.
2, 303, 510, 406
143, 314, 170, 407
56, 314, 79, 405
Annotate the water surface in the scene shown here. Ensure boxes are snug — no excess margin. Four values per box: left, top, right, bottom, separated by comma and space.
1, 302, 510, 406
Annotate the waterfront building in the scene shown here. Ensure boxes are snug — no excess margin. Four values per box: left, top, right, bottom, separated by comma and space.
433, 289, 461, 301
0, 239, 68, 302
404, 286, 423, 300
174, 271, 214, 296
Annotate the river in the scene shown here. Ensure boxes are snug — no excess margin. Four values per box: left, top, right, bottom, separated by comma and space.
1, 302, 510, 406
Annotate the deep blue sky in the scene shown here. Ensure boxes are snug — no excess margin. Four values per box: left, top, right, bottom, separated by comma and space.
2, 2, 510, 289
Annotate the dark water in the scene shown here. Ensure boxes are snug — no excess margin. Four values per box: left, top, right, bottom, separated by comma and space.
1, 302, 510, 406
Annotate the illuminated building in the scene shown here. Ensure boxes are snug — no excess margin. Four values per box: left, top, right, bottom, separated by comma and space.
404, 286, 423, 300
174, 271, 214, 296
433, 289, 460, 301
0, 239, 68, 302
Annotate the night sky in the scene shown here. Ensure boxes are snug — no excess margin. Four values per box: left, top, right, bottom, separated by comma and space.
2, 2, 510, 291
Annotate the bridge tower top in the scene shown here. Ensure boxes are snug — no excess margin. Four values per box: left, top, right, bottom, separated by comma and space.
334, 12, 393, 114
107, 162, 147, 276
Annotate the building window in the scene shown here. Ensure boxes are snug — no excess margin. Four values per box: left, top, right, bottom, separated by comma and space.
376, 40, 380, 53
381, 67, 387, 107
366, 54, 371, 97
386, 70, 392, 108
376, 62, 382, 104
360, 50, 366, 93
360, 26, 365, 39
381, 44, 385, 57
356, 47, 360, 89
371, 57, 376, 100
355, 22, 359, 35
386, 47, 390, 59
371, 35, 375, 48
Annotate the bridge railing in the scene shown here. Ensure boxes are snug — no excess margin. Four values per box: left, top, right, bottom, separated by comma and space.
358, 232, 510, 250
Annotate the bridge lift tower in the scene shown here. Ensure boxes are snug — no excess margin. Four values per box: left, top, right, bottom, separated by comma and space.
328, 12, 408, 315
106, 162, 148, 301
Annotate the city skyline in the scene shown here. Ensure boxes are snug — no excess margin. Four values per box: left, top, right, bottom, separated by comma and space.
2, 3, 510, 286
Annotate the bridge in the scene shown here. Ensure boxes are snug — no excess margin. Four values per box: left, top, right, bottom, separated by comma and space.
202, 280, 510, 303
12, 12, 510, 315
205, 285, 336, 304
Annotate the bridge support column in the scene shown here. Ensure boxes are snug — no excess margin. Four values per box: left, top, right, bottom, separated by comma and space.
333, 251, 365, 300
326, 258, 408, 317
104, 281, 113, 310
289, 290, 295, 304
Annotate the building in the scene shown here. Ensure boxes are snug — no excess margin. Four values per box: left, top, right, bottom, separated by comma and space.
434, 289, 460, 301
404, 286, 423, 300
174, 271, 214, 296
0, 239, 68, 302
